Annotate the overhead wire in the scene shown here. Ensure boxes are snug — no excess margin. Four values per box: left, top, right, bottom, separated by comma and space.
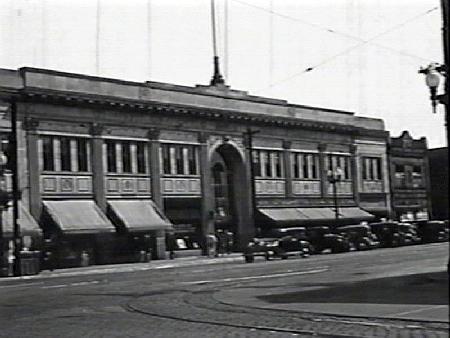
234, 1, 441, 92
231, 0, 439, 68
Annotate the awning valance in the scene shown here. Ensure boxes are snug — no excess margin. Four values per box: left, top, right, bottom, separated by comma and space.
258, 207, 375, 226
108, 199, 173, 232
338, 207, 375, 221
43, 200, 116, 234
3, 203, 42, 237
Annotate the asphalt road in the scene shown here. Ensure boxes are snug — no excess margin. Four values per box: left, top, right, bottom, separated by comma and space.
0, 242, 448, 338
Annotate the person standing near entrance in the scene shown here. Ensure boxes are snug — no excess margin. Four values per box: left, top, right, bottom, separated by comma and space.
226, 230, 234, 254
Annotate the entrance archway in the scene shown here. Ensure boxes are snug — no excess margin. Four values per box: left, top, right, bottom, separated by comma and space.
209, 143, 252, 249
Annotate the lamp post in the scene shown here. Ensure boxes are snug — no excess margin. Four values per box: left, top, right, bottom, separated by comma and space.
327, 167, 343, 225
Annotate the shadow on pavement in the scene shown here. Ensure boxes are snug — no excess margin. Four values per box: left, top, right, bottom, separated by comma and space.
258, 271, 449, 305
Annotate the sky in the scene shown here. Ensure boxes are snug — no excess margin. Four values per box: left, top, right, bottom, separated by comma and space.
0, 0, 446, 147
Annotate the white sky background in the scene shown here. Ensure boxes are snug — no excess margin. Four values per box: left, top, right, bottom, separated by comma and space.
0, 0, 445, 147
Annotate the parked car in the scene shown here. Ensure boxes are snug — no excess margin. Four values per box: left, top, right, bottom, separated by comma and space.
243, 238, 272, 263
415, 220, 449, 243
265, 227, 311, 259
243, 227, 311, 263
369, 222, 403, 247
335, 224, 379, 250
305, 226, 350, 254
398, 222, 422, 245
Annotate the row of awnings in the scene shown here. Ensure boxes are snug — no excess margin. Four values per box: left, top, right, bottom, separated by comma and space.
258, 207, 375, 226
43, 200, 172, 235
2, 200, 173, 238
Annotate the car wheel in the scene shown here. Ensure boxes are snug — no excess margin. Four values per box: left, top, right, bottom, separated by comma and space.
245, 255, 254, 263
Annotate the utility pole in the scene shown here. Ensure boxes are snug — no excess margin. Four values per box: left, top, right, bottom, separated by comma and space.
10, 100, 21, 276
244, 128, 260, 228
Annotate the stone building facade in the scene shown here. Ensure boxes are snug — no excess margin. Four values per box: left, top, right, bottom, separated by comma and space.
0, 67, 392, 264
388, 131, 431, 221
428, 147, 448, 220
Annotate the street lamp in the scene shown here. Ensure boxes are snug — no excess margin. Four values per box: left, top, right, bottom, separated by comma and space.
327, 167, 343, 225
419, 63, 448, 114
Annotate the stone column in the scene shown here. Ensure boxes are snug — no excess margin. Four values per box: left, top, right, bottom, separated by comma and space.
350, 144, 360, 205
24, 118, 41, 220
199, 132, 214, 254
318, 143, 328, 198
147, 128, 165, 259
283, 140, 292, 197
90, 123, 106, 212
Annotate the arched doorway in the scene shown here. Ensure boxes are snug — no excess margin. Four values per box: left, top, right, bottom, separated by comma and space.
209, 143, 252, 249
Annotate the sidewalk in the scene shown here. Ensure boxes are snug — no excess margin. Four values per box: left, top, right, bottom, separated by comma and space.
215, 269, 449, 323
0, 253, 244, 283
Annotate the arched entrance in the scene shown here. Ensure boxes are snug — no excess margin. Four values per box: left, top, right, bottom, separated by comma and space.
209, 143, 252, 249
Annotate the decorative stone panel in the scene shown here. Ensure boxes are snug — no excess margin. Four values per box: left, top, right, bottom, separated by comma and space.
41, 174, 93, 195
326, 181, 353, 195
292, 180, 321, 195
255, 179, 285, 195
161, 177, 201, 196
105, 175, 151, 196
362, 180, 383, 193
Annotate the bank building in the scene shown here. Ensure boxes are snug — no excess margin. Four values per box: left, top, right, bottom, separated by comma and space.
0, 67, 391, 268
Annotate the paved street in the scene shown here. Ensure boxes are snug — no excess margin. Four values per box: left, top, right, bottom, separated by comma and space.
0, 243, 448, 337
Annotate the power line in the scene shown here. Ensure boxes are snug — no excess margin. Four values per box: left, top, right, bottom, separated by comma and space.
253, 4, 441, 93
230, 0, 439, 63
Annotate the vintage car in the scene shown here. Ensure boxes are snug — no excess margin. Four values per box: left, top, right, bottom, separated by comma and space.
369, 222, 404, 247
243, 227, 310, 263
335, 224, 379, 250
398, 222, 422, 245
305, 226, 350, 254
415, 220, 449, 243
242, 238, 272, 263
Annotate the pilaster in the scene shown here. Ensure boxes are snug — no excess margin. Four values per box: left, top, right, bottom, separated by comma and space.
90, 123, 106, 212
24, 118, 41, 220
147, 128, 163, 210
283, 140, 292, 197
318, 143, 328, 198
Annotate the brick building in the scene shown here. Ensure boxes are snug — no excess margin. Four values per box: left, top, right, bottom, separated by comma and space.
388, 131, 431, 221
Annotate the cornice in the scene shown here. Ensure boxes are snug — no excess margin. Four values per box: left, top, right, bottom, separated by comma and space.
15, 87, 386, 138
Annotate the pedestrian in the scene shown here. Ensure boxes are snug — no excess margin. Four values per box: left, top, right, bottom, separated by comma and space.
166, 230, 176, 260
226, 230, 234, 254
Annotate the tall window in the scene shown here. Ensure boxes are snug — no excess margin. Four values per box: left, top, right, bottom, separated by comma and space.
59, 137, 71, 171
77, 138, 89, 172
106, 140, 117, 173
412, 165, 423, 188
161, 143, 199, 176
121, 141, 132, 173
291, 153, 319, 179
327, 154, 351, 180
136, 142, 146, 174
362, 157, 382, 180
41, 135, 90, 172
42, 136, 54, 171
252, 149, 284, 178
394, 164, 406, 188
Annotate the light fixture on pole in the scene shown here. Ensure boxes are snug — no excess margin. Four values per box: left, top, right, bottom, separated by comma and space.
327, 167, 343, 225
419, 63, 448, 114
